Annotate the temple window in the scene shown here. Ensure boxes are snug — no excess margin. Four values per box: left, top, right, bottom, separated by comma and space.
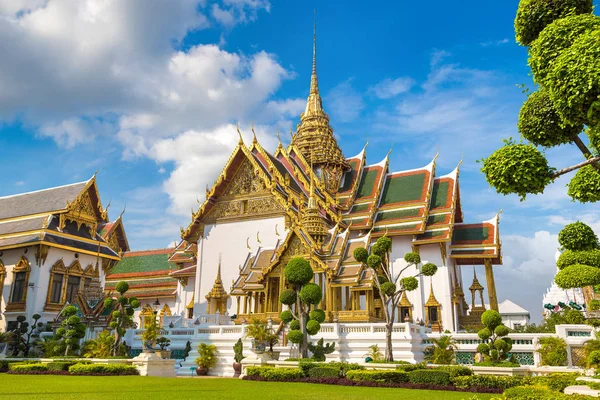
424, 280, 442, 332
65, 275, 81, 304
50, 273, 64, 303
7, 256, 31, 310
398, 291, 413, 323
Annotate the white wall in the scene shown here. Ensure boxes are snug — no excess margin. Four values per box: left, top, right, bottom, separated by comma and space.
194, 216, 285, 316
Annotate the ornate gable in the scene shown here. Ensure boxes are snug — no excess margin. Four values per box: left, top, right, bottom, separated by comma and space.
222, 158, 269, 198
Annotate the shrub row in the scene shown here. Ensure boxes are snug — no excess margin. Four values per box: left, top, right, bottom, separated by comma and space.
8, 363, 49, 373
408, 369, 451, 386
298, 361, 363, 377
504, 385, 588, 399
346, 370, 409, 384
307, 367, 340, 378
452, 373, 579, 391
69, 363, 139, 376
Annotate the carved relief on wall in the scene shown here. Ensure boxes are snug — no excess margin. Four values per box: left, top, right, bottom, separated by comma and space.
207, 201, 242, 220
286, 235, 306, 257
245, 197, 284, 215
223, 159, 268, 197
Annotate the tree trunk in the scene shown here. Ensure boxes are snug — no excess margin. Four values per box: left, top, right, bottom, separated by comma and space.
299, 310, 309, 358
384, 320, 394, 362
113, 329, 122, 357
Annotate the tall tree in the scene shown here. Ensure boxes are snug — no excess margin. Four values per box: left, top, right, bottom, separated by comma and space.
54, 305, 86, 356
104, 281, 140, 356
482, 0, 600, 203
353, 236, 438, 362
279, 257, 324, 359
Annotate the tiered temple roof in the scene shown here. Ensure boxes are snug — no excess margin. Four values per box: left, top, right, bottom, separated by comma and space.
105, 249, 178, 299
0, 176, 128, 262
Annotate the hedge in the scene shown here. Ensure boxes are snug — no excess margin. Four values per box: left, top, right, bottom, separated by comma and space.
298, 361, 363, 377
260, 368, 303, 381
503, 385, 588, 399
307, 367, 340, 378
47, 361, 80, 372
408, 369, 451, 386
346, 370, 409, 384
452, 375, 524, 390
544, 373, 580, 392
432, 365, 473, 379
395, 362, 428, 372
68, 363, 138, 376
8, 363, 49, 373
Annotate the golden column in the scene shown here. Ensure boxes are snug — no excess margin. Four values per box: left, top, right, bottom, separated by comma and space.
484, 259, 499, 311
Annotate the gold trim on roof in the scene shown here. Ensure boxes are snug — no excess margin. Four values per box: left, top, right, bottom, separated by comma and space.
425, 280, 440, 307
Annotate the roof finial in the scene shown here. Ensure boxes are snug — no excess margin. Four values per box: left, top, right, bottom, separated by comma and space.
310, 9, 319, 95
236, 121, 244, 145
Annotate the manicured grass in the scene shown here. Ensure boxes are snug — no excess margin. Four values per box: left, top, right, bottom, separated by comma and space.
0, 375, 496, 400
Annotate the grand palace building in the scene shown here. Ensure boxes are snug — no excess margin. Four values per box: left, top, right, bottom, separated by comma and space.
0, 29, 507, 335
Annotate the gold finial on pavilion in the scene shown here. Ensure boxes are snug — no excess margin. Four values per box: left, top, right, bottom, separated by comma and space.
236, 122, 244, 145
252, 124, 257, 144
310, 9, 318, 96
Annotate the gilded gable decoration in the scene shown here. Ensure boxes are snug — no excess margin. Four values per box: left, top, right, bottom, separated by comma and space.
35, 245, 49, 266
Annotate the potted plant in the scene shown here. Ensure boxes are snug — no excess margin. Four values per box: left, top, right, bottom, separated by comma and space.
266, 331, 280, 360
156, 336, 171, 359
233, 338, 244, 377
141, 316, 160, 353
195, 343, 218, 375
245, 319, 270, 354
0, 331, 12, 356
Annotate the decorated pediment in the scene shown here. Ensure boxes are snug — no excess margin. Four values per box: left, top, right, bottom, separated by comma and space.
59, 181, 106, 237
222, 158, 268, 197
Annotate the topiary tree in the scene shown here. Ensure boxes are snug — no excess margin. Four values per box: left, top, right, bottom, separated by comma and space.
104, 281, 140, 356
307, 338, 335, 362
482, 1, 600, 203
476, 310, 513, 364
537, 336, 568, 366
54, 305, 87, 356
354, 236, 438, 361
10, 314, 44, 357
554, 222, 600, 290
279, 257, 322, 359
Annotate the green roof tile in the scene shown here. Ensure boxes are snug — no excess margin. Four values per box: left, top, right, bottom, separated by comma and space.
109, 252, 176, 275
340, 159, 361, 192
375, 208, 420, 222
454, 226, 489, 242
351, 203, 370, 213
356, 168, 379, 198
381, 173, 426, 205
417, 230, 447, 239
431, 181, 450, 209
426, 214, 448, 225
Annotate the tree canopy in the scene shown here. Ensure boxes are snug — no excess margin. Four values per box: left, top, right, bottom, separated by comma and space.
555, 222, 600, 290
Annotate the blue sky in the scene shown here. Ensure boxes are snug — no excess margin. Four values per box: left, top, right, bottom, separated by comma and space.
1, 0, 598, 322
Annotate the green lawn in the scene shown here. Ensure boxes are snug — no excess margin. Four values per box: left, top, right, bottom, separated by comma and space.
0, 375, 496, 400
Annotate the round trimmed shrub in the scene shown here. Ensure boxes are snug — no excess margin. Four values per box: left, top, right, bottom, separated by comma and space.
567, 165, 600, 203
367, 254, 382, 269
309, 309, 326, 323
477, 343, 490, 354
125, 307, 135, 316
404, 252, 421, 265
104, 298, 114, 309
589, 350, 600, 367
478, 328, 491, 341
300, 283, 322, 305
494, 339, 508, 351
377, 274, 389, 284
518, 90, 580, 147
289, 320, 300, 331
280, 310, 293, 323
589, 299, 600, 311
547, 29, 600, 127
514, 0, 593, 46
117, 296, 127, 306
371, 242, 386, 257
353, 247, 368, 263
112, 311, 121, 319
380, 282, 396, 296
480, 141, 553, 199
555, 264, 600, 289
279, 289, 297, 306
287, 329, 303, 344
285, 258, 313, 285
530, 14, 600, 84
495, 325, 510, 337
564, 309, 586, 324
557, 249, 600, 269
482, 310, 503, 330
129, 299, 140, 308
401, 276, 418, 291
558, 221, 599, 251
306, 320, 320, 335
421, 263, 438, 276
376, 236, 392, 252
115, 281, 129, 294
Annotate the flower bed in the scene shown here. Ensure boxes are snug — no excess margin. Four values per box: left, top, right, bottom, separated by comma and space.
4, 361, 138, 376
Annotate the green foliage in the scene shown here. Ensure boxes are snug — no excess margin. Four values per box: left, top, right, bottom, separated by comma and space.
514, 0, 593, 46
284, 257, 314, 285
364, 344, 384, 363
478, 310, 511, 363
8, 363, 49, 373
401, 276, 419, 291
559, 222, 599, 251
427, 335, 457, 365
233, 338, 244, 363
380, 282, 396, 296
421, 263, 438, 276
306, 320, 320, 335
289, 320, 300, 331
537, 336, 568, 366
353, 247, 368, 263
589, 350, 600, 368
195, 343, 218, 369
433, 365, 473, 379
287, 330, 303, 344
503, 385, 578, 399
564, 308, 586, 324
346, 369, 409, 384
481, 310, 503, 330
245, 366, 272, 377
68, 363, 138, 375
55, 305, 86, 356
47, 361, 78, 372
495, 325, 510, 337
299, 283, 322, 305
517, 90, 580, 147
480, 140, 553, 200
307, 338, 335, 361
309, 309, 325, 323
141, 315, 161, 345
395, 361, 429, 372
115, 281, 129, 294
377, 236, 392, 252
545, 373, 581, 392
81, 331, 115, 358
367, 254, 382, 269
547, 29, 600, 127
279, 289, 297, 306
590, 299, 600, 311
9, 313, 44, 357
260, 367, 303, 381
408, 369, 451, 386
157, 336, 170, 350
307, 366, 340, 378
452, 374, 523, 390
404, 252, 421, 265
568, 165, 600, 203
280, 310, 293, 323
557, 249, 600, 269
245, 319, 272, 342
555, 264, 600, 289
530, 14, 600, 84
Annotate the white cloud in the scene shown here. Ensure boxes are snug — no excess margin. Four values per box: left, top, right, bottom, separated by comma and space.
368, 77, 415, 99
325, 78, 365, 123
481, 38, 510, 47
430, 49, 451, 67
212, 0, 270, 27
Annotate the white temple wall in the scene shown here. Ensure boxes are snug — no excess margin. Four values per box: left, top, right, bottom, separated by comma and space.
174, 278, 195, 318
194, 216, 286, 316
1, 247, 105, 331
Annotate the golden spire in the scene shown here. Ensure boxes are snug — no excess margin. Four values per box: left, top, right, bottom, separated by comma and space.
302, 161, 329, 246
425, 279, 440, 307
206, 254, 228, 300
310, 10, 319, 96
469, 267, 484, 292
